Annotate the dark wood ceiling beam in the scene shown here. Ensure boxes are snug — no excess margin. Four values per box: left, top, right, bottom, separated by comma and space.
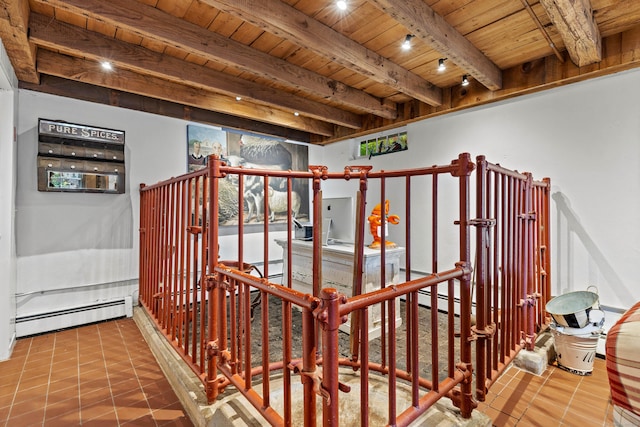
19, 75, 312, 143
36, 50, 336, 137
367, 0, 503, 91
0, 0, 38, 83
28, 13, 362, 130
538, 0, 602, 66
32, 0, 397, 120
202, 0, 443, 106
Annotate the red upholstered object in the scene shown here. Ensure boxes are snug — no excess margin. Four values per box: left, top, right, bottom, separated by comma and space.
606, 301, 640, 416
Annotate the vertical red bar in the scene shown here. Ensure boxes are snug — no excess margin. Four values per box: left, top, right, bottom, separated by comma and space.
168, 182, 176, 341
177, 180, 186, 350
456, 152, 474, 418
379, 177, 387, 370
491, 170, 500, 374
360, 308, 370, 426
321, 288, 341, 427
261, 175, 271, 409
283, 178, 293, 427
139, 185, 147, 309
542, 178, 552, 320
475, 155, 487, 401
207, 158, 220, 402
302, 305, 317, 427
404, 176, 413, 377
161, 184, 170, 329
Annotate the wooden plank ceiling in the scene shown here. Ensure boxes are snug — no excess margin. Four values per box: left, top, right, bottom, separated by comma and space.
1, 0, 639, 144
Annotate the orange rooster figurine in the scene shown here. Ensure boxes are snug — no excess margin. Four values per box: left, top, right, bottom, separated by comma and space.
368, 200, 400, 249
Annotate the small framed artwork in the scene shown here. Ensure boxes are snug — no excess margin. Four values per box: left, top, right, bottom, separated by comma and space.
358, 130, 408, 158
186, 124, 227, 172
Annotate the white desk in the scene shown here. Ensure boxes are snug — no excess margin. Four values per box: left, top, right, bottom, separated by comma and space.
275, 239, 404, 340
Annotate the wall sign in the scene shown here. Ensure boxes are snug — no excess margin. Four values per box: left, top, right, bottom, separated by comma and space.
37, 119, 126, 194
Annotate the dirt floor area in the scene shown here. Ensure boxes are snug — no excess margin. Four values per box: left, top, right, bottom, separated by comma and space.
247, 293, 462, 385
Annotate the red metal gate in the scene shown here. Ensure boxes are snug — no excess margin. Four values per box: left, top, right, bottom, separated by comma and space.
472, 156, 551, 401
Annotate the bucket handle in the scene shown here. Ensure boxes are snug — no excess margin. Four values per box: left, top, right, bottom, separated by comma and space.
586, 285, 600, 310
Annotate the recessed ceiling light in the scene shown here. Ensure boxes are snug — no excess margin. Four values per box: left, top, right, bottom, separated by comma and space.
336, 0, 347, 11
100, 61, 113, 71
235, 96, 242, 101
294, 111, 300, 116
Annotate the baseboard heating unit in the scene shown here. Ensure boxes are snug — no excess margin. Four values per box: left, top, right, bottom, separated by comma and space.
16, 297, 133, 338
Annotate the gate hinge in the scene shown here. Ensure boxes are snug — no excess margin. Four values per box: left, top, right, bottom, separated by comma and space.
518, 211, 536, 221
468, 218, 496, 227
470, 323, 496, 342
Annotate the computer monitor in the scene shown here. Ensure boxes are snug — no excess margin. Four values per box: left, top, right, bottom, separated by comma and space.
321, 197, 354, 244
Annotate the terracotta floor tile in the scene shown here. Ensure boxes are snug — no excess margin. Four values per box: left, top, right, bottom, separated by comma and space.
7, 393, 46, 416
115, 404, 153, 424
0, 406, 10, 424
112, 389, 148, 408
482, 405, 519, 427
44, 396, 81, 420
0, 394, 15, 410
51, 355, 79, 369
79, 376, 111, 391
47, 376, 80, 394
121, 413, 157, 426
46, 386, 80, 406
147, 390, 181, 410
45, 410, 82, 426
518, 409, 556, 427
162, 415, 195, 426
6, 408, 45, 427
13, 383, 49, 404
80, 387, 113, 408
80, 399, 115, 422
0, 359, 26, 374
489, 393, 531, 420
79, 363, 108, 378
82, 407, 119, 425
20, 363, 52, 378
527, 393, 568, 420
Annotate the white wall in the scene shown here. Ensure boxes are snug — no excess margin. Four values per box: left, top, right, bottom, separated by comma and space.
14, 92, 324, 328
15, 92, 187, 322
0, 40, 18, 360
322, 68, 640, 312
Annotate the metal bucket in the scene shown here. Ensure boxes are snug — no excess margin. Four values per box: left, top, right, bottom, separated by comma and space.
545, 290, 599, 328
551, 323, 602, 375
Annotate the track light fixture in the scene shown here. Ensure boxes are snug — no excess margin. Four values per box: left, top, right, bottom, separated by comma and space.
438, 58, 446, 71
336, 0, 347, 11
461, 75, 469, 86
402, 34, 414, 51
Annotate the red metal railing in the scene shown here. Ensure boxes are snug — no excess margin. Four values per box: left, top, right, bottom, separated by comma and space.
138, 151, 551, 425
472, 156, 551, 401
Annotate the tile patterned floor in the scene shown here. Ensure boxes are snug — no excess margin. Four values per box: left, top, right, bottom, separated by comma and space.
0, 318, 192, 427
478, 357, 615, 426
0, 316, 615, 427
